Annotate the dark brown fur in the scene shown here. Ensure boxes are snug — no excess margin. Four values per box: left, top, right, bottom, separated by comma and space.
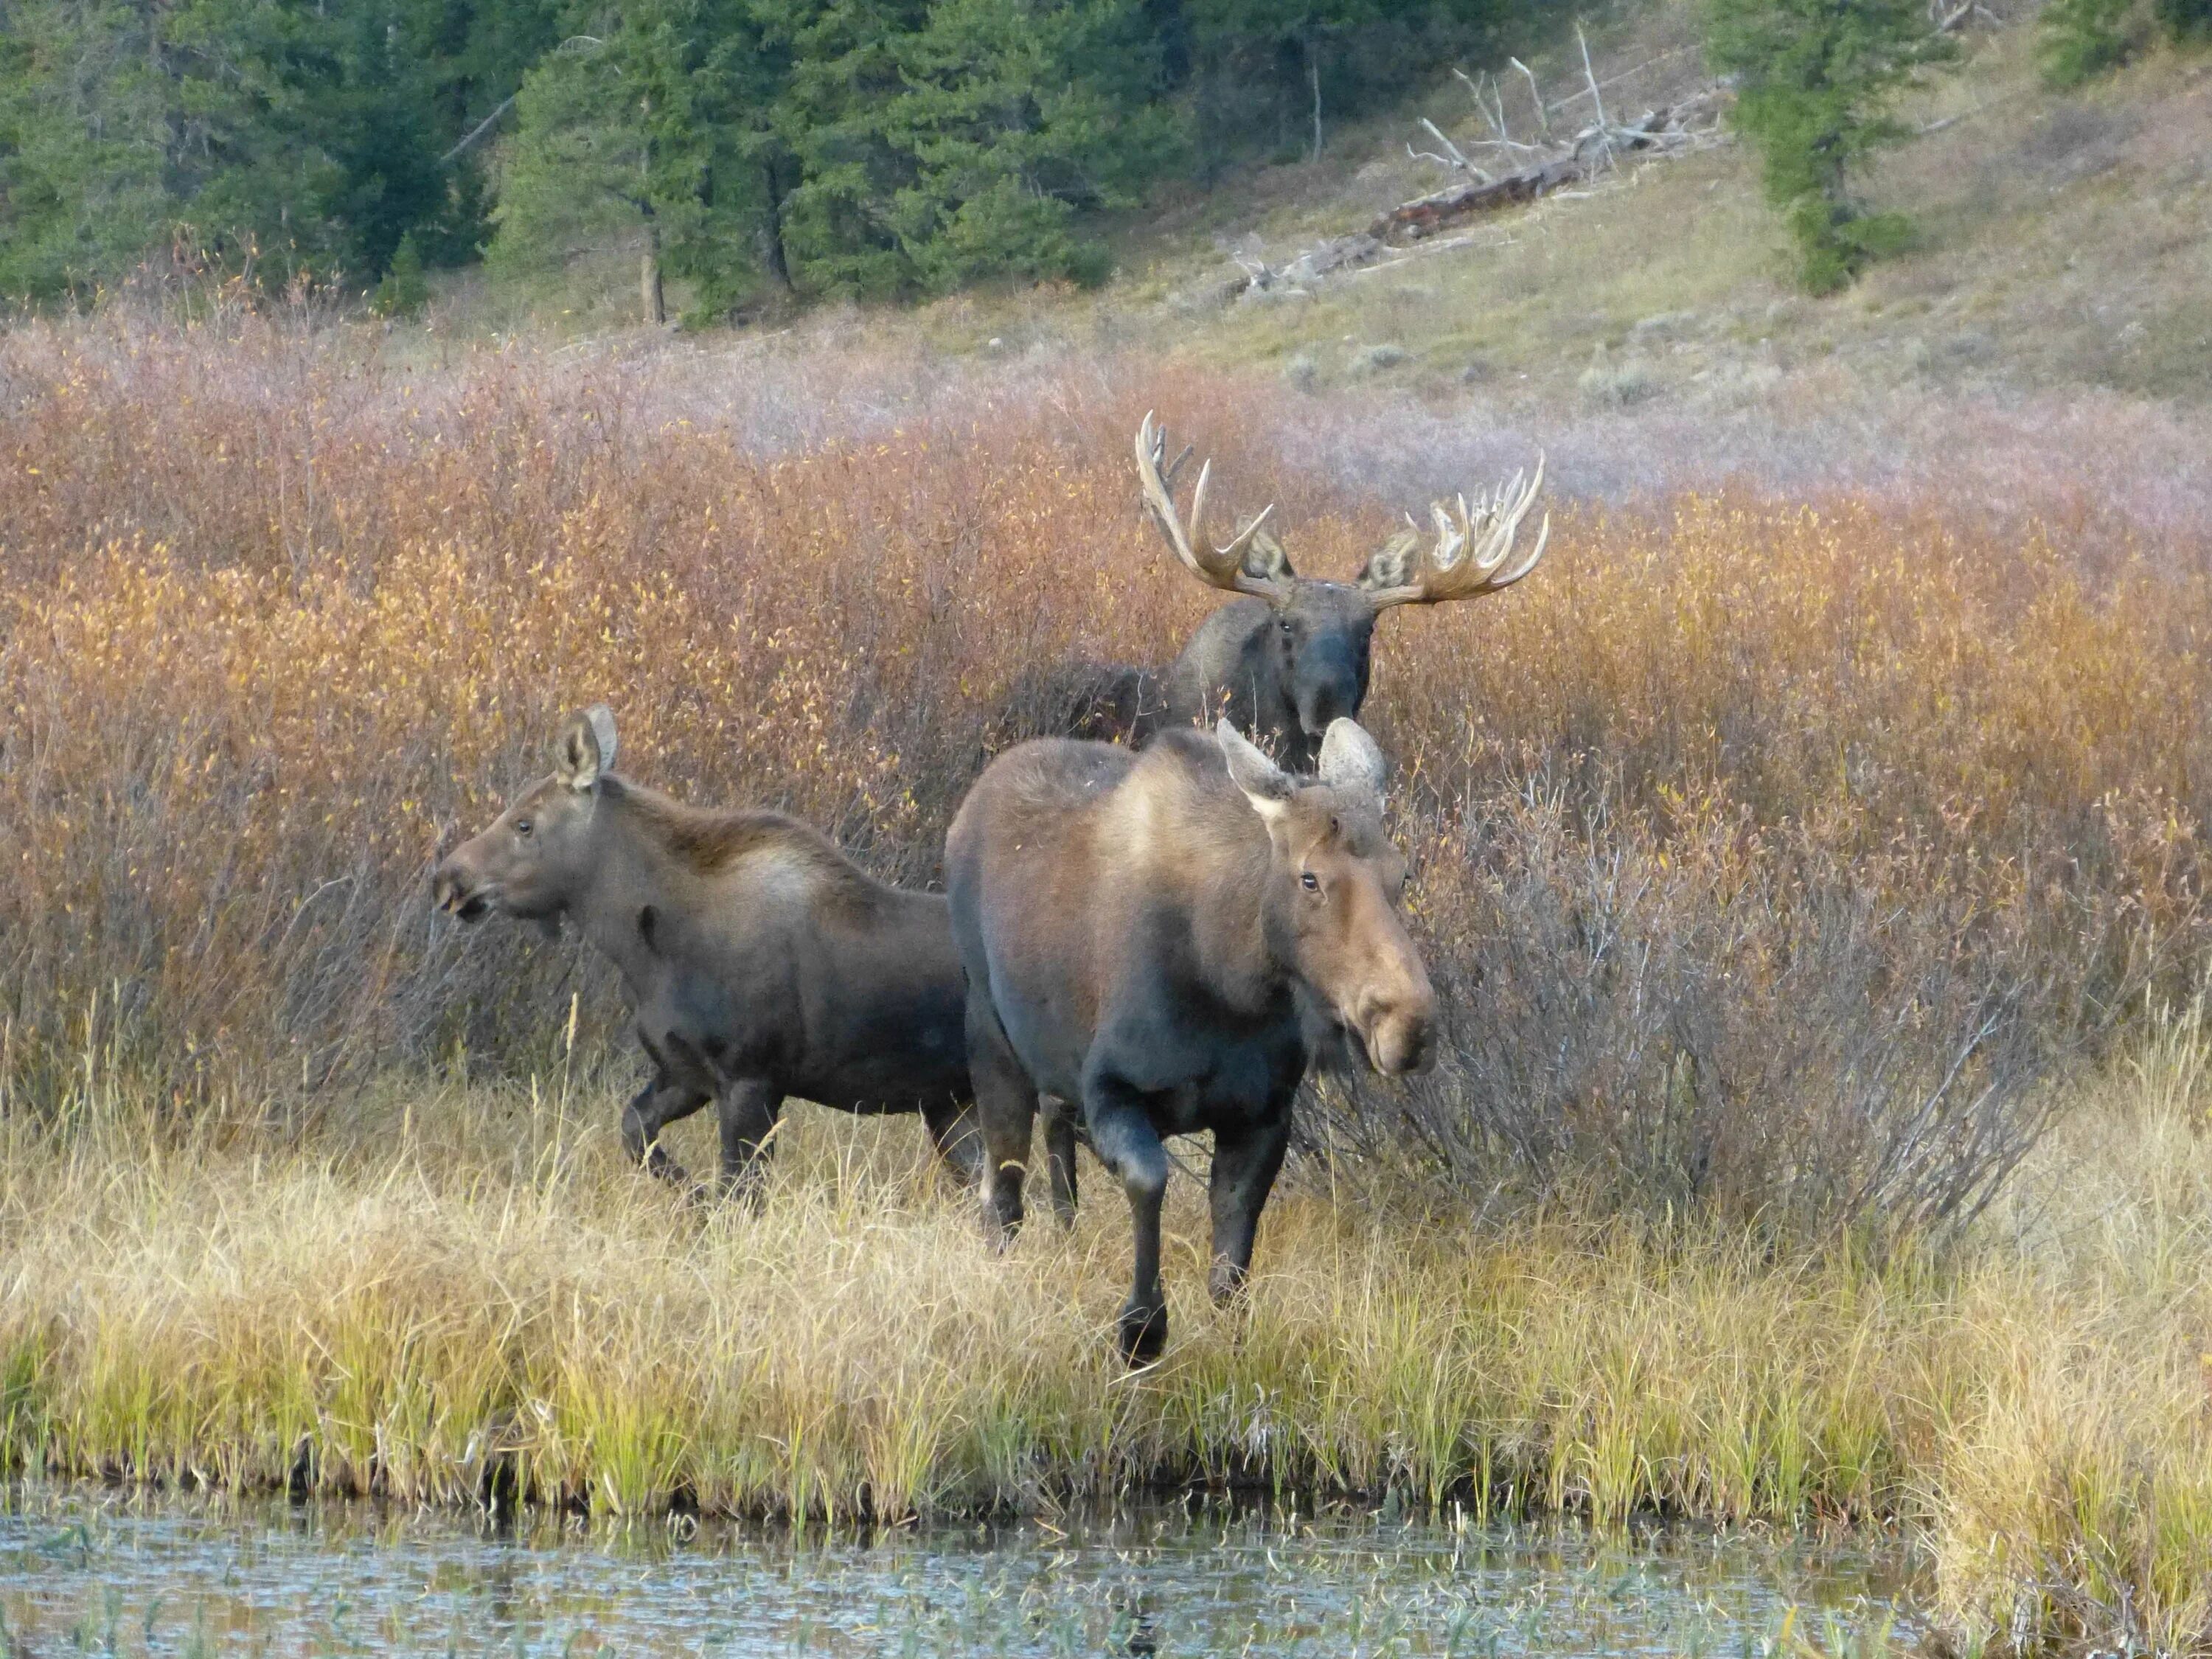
946, 717, 1435, 1365
433, 708, 978, 1192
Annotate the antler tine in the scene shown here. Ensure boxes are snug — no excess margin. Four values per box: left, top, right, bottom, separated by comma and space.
1428, 500, 1467, 570
1142, 417, 1198, 495
1473, 456, 1547, 584
1368, 452, 1551, 609
1133, 412, 1281, 599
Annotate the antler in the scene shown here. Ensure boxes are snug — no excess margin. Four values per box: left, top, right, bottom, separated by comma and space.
1134, 412, 1281, 599
1363, 454, 1550, 610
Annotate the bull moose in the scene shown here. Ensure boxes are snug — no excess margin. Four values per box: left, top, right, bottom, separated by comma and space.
947, 714, 1436, 1366
1129, 413, 1549, 770
432, 706, 979, 1192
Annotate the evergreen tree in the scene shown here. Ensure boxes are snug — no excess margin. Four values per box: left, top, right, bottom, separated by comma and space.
153, 0, 448, 279
0, 0, 552, 299
0, 0, 171, 301
1183, 0, 1517, 175
2041, 0, 2212, 87
1703, 0, 1955, 294
490, 0, 787, 323
2157, 0, 2212, 38
1, 0, 1572, 308
2039, 0, 2142, 86
810, 0, 1173, 293
371, 229, 434, 314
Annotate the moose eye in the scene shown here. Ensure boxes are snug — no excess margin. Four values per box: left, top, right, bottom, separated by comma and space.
1301, 871, 1320, 893
514, 819, 533, 838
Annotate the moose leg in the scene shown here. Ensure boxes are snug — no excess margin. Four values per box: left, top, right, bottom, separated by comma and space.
716, 1078, 784, 1198
920, 1098, 984, 1186
1042, 1096, 1079, 1226
622, 1067, 710, 1183
965, 995, 1037, 1245
1085, 1082, 1169, 1367
1206, 1116, 1291, 1306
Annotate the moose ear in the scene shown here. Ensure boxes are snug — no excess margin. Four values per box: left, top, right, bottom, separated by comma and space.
1241, 529, 1295, 585
1218, 721, 1294, 821
1357, 529, 1422, 595
1318, 718, 1388, 802
554, 704, 617, 792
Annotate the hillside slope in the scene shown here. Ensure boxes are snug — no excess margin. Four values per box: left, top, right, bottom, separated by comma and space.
894, 1, 2210, 417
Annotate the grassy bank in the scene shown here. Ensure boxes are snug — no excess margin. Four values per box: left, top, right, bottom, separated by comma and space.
4, 1026, 2210, 1654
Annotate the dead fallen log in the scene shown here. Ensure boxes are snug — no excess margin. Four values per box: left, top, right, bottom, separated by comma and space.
1231, 78, 1730, 301
1369, 156, 1585, 243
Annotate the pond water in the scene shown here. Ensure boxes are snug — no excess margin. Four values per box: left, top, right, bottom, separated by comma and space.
0, 1486, 1917, 1658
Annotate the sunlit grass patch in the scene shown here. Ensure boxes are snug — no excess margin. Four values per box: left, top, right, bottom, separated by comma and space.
2, 1041, 2210, 1649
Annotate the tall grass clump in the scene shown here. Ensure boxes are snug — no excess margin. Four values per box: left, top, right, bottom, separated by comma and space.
1, 1043, 2209, 1653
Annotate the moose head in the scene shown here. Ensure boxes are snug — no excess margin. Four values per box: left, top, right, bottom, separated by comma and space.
1135, 412, 1549, 770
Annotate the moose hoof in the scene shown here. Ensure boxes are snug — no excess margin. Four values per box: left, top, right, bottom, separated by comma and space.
1048, 1166, 1078, 1228
1207, 1263, 1249, 1308
1118, 1299, 1168, 1368
983, 1186, 1025, 1249
714, 1175, 770, 1214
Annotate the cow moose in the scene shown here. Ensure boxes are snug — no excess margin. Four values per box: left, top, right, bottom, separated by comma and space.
947, 715, 1436, 1366
1130, 413, 1550, 770
432, 706, 979, 1193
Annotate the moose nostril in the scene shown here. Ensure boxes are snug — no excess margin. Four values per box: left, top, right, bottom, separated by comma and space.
1401, 1021, 1436, 1074
1377, 1016, 1433, 1077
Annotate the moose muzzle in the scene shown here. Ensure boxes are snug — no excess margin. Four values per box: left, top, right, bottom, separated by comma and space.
431, 860, 493, 922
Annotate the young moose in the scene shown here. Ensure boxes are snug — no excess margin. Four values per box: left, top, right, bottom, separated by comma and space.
432, 707, 979, 1191
947, 716, 1436, 1365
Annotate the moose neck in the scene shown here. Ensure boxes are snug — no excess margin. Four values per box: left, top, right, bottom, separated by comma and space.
1186, 813, 1295, 1023
565, 787, 689, 992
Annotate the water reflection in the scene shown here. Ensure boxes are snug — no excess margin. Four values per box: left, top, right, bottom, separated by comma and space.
0, 1485, 1920, 1657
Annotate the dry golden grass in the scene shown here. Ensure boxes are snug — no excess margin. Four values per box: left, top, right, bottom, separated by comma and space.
1, 1027, 2208, 1654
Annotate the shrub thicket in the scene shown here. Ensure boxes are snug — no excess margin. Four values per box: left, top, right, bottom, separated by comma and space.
2, 310, 2207, 1242
2040, 0, 2146, 84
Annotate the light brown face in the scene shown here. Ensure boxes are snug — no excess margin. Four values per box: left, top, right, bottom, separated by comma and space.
1220, 720, 1436, 1076
1266, 786, 1435, 1075
431, 706, 617, 927
432, 775, 597, 924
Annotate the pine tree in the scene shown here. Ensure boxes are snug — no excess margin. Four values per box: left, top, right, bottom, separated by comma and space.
1703, 0, 1956, 294
2157, 0, 2212, 38
763, 0, 1172, 296
1, 0, 1578, 308
0, 0, 553, 300
490, 0, 786, 324
0, 0, 171, 302
1183, 0, 1520, 175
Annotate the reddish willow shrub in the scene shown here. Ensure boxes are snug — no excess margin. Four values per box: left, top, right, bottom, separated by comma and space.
2, 313, 2205, 1235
